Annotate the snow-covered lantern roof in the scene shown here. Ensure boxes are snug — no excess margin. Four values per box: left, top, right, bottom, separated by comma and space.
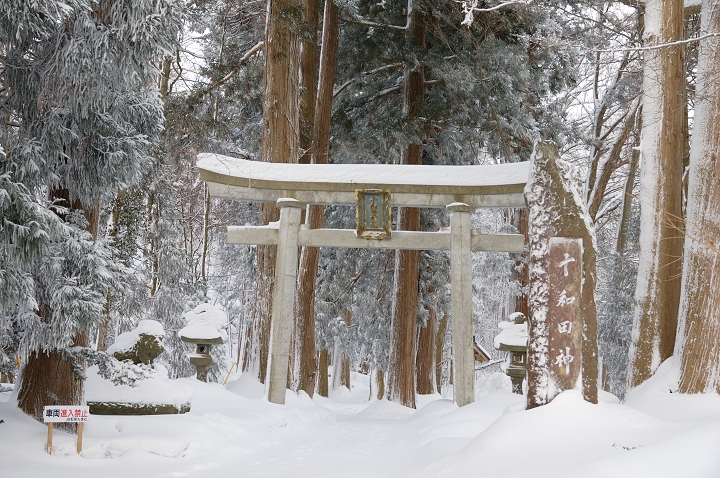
494, 312, 528, 394
179, 303, 228, 345
494, 312, 528, 352
179, 304, 228, 381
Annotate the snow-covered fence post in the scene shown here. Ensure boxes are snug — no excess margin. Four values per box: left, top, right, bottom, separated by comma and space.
447, 202, 475, 407
266, 198, 304, 404
525, 141, 599, 408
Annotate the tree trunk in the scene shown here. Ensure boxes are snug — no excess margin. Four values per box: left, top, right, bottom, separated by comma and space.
387, 3, 425, 410
627, 0, 685, 389
512, 208, 530, 317
18, 344, 84, 431
388, 211, 421, 408
435, 314, 448, 393
416, 305, 437, 395
252, 224, 277, 383
159, 55, 172, 98
297, 0, 320, 167
587, 103, 640, 221
200, 184, 211, 285
18, 190, 97, 426
97, 189, 126, 351
676, 0, 720, 394
317, 348, 329, 397
615, 110, 641, 255
250, 0, 301, 383
96, 293, 112, 352
341, 309, 352, 390
372, 368, 385, 400
291, 0, 339, 397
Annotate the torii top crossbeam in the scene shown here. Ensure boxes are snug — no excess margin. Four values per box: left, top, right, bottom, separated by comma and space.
197, 153, 530, 209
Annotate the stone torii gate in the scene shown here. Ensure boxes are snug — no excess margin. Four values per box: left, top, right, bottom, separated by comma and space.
197, 153, 530, 407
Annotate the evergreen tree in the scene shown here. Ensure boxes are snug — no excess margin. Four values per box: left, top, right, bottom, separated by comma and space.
0, 0, 183, 421
676, 0, 720, 394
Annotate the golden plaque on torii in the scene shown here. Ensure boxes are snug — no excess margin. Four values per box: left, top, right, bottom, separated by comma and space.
355, 189, 391, 239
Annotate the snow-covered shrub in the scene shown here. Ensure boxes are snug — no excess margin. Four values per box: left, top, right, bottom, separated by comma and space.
96, 358, 155, 387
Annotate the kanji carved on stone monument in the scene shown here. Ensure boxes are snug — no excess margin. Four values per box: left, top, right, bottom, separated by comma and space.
547, 237, 583, 393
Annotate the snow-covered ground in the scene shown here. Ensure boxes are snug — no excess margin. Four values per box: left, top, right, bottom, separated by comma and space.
1, 359, 719, 478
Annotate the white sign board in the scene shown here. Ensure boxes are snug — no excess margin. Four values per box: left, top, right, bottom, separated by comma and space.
43, 406, 89, 423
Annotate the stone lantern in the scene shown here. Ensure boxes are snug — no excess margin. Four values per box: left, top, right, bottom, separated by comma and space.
494, 312, 528, 394
180, 335, 224, 382
179, 303, 228, 382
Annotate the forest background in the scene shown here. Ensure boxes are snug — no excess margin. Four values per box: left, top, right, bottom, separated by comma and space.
1, 0, 719, 422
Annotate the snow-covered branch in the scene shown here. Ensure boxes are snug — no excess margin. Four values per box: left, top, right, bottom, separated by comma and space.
333, 63, 404, 98
594, 32, 720, 53
189, 41, 265, 104
460, 0, 532, 27
341, 15, 407, 31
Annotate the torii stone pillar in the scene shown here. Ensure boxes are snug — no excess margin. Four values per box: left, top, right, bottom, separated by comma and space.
266, 198, 304, 404
448, 202, 475, 407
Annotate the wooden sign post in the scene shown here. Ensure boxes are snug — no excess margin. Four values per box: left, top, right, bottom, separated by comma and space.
43, 406, 89, 455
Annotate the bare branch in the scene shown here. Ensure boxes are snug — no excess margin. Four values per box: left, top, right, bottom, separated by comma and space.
594, 32, 720, 53
460, 0, 532, 26
340, 15, 407, 31
188, 41, 264, 104
333, 63, 404, 98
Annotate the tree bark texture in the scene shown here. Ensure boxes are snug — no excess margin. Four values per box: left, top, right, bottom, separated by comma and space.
250, 0, 301, 383
525, 142, 599, 409
252, 209, 278, 383
387, 3, 426, 410
297, 0, 320, 167
317, 348, 329, 397
18, 346, 84, 431
291, 0, 339, 397
416, 305, 437, 394
627, 0, 685, 389
676, 0, 720, 394
373, 368, 385, 400
289, 0, 319, 392
388, 208, 421, 408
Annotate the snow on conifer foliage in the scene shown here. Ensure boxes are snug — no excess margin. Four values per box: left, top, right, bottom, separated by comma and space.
0, 0, 183, 386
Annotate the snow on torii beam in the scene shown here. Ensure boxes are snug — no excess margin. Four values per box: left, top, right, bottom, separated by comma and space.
197, 153, 530, 408
197, 153, 529, 208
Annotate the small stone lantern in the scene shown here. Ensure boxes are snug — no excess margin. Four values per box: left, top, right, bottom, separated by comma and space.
179, 303, 228, 382
494, 312, 528, 394
180, 335, 224, 382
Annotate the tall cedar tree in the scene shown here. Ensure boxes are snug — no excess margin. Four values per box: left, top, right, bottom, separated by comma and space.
676, 0, 720, 394
387, 3, 426, 409
627, 0, 685, 389
0, 0, 181, 422
251, 0, 302, 383
291, 0, 340, 396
